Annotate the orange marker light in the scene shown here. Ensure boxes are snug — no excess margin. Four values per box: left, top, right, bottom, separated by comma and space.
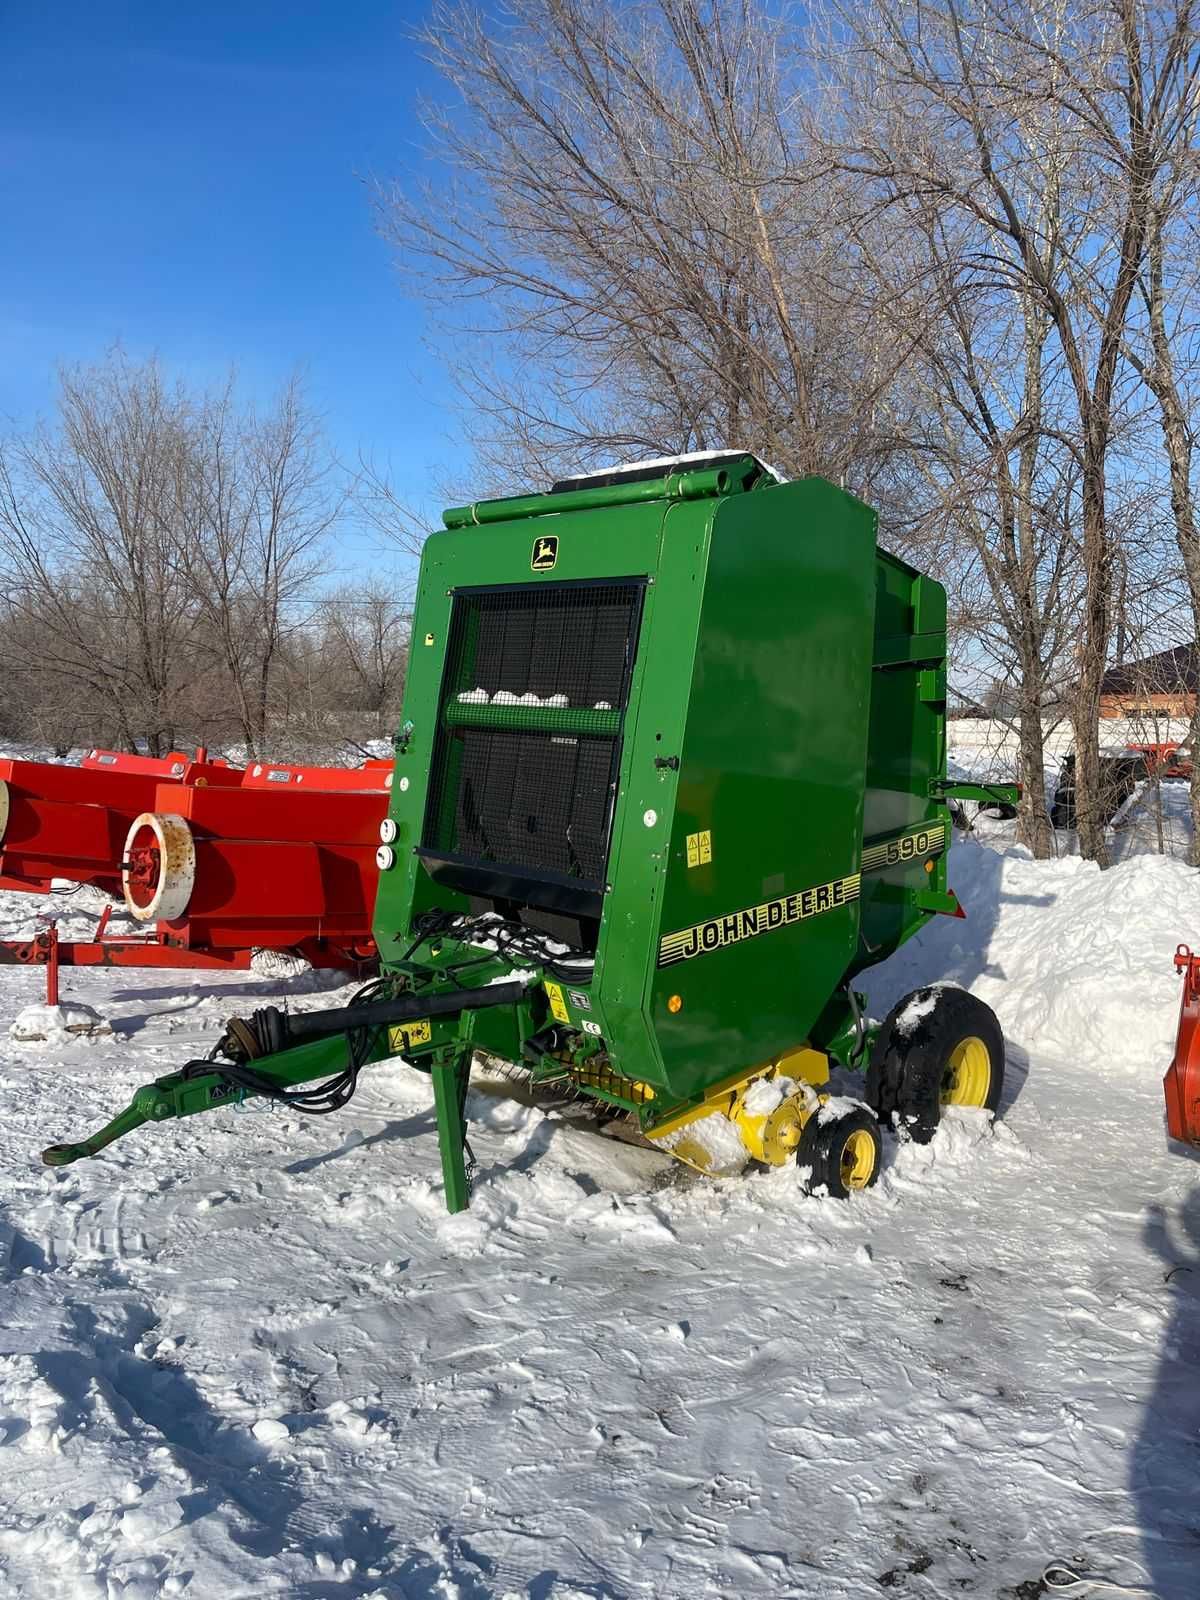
924, 859, 935, 873
667, 994, 683, 1014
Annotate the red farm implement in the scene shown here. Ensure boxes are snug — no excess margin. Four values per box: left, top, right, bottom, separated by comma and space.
1124, 742, 1194, 780
120, 758, 390, 970
0, 748, 237, 897
0, 914, 254, 1003
1165, 944, 1200, 1149
0, 755, 393, 1004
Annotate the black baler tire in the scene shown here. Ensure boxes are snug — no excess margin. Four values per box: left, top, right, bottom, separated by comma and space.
796, 1104, 882, 1199
864, 1023, 901, 1120
876, 986, 1005, 1145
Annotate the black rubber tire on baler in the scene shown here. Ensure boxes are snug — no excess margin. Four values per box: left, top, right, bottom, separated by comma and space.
796, 1104, 882, 1198
865, 986, 1005, 1145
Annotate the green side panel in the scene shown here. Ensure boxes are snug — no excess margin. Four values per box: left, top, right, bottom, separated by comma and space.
857, 551, 950, 966
586, 498, 710, 1083
645, 478, 877, 1099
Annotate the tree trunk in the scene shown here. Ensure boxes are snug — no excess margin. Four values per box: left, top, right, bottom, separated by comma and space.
1016, 688, 1054, 857
1071, 673, 1109, 866
1140, 205, 1200, 865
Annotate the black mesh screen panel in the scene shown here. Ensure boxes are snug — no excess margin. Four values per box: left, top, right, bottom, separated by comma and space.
447, 582, 639, 708
421, 579, 645, 905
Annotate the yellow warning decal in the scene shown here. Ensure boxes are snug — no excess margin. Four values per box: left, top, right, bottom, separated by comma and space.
658, 872, 861, 968
544, 979, 571, 1023
860, 821, 946, 875
685, 829, 713, 869
388, 1018, 432, 1053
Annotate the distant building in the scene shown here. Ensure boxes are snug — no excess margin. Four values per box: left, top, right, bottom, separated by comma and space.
946, 701, 991, 720
1099, 643, 1198, 719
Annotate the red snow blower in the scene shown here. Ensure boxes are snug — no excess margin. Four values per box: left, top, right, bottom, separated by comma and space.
1164, 945, 1200, 1148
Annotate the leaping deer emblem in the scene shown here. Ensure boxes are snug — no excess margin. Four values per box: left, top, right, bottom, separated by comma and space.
532, 535, 558, 570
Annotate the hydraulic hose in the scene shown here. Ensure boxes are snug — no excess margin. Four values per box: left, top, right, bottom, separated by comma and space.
40, 978, 533, 1167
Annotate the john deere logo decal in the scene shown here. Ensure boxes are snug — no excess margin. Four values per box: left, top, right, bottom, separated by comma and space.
657, 822, 948, 968
532, 534, 558, 571
659, 872, 861, 968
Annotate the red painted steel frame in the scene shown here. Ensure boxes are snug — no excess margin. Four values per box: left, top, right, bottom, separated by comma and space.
123, 771, 390, 965
0, 751, 394, 981
0, 749, 239, 895
1164, 944, 1200, 1147
0, 920, 253, 977
80, 747, 235, 779
238, 757, 393, 793
0, 915, 254, 1010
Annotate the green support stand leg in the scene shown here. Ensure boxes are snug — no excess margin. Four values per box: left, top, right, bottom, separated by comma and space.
431, 1055, 471, 1214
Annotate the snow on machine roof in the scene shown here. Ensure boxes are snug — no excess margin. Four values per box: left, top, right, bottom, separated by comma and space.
551, 450, 787, 495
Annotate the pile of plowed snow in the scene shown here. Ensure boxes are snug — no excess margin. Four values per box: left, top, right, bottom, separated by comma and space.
860, 837, 1196, 1068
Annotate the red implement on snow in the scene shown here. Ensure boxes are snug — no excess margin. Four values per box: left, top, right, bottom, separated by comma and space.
0, 748, 238, 896
0, 914, 253, 997
1164, 945, 1200, 1148
120, 758, 391, 970
1125, 742, 1194, 780
0, 754, 395, 1004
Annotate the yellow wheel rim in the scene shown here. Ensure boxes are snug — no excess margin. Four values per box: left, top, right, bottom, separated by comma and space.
942, 1035, 992, 1107
840, 1128, 876, 1189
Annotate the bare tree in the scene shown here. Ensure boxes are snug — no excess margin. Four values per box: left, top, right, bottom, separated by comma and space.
317, 584, 411, 750
0, 355, 342, 758
832, 190, 1084, 855
352, 453, 434, 564
379, 0, 926, 499
1122, 187, 1200, 861
186, 374, 337, 755
0, 354, 202, 754
819, 0, 1200, 862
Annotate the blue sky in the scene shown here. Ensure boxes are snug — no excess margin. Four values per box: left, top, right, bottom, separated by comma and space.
0, 1, 462, 574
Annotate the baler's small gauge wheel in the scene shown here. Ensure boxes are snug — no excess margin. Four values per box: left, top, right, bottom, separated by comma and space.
796, 1105, 882, 1198
866, 986, 1005, 1144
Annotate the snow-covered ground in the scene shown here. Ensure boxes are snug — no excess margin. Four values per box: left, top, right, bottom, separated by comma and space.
1, 840, 1199, 1599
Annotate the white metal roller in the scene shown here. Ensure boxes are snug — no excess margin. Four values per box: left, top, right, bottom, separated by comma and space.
122, 811, 196, 923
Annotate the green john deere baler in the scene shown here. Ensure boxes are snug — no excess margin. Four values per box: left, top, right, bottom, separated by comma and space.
43, 453, 1017, 1208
